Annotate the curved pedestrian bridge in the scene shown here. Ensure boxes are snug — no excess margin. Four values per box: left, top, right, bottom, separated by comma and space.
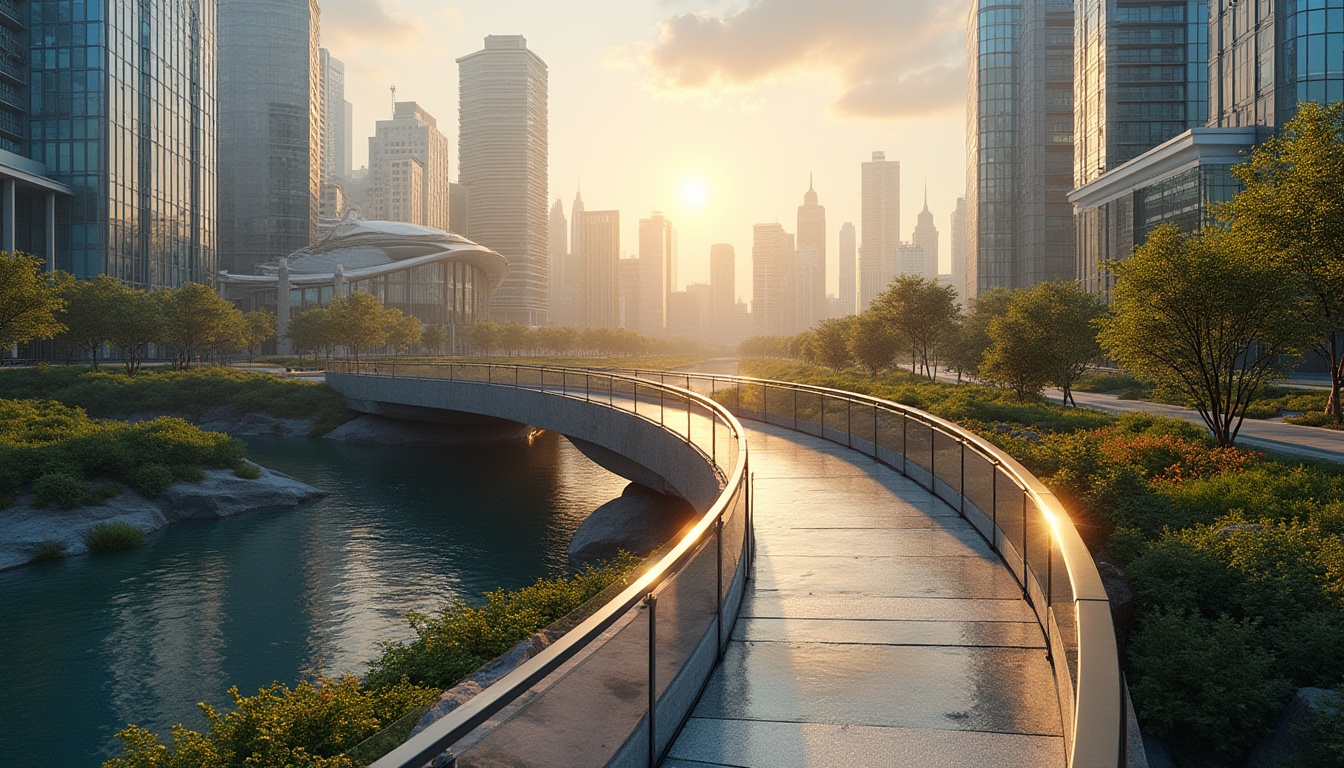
324, 363, 1125, 768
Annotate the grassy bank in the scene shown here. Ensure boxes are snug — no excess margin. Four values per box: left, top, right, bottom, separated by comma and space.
0, 397, 247, 509
105, 556, 642, 768
1074, 371, 1333, 423
0, 365, 352, 436
740, 359, 1344, 766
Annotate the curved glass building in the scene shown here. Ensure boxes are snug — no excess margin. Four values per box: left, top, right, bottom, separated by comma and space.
219, 219, 509, 351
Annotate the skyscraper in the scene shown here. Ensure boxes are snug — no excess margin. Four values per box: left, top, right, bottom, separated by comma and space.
458, 35, 549, 326
25, 0, 216, 287
796, 176, 826, 331
860, 151, 900, 309
965, 0, 1074, 299
366, 102, 450, 230
319, 49, 353, 184
548, 198, 568, 322
710, 243, 736, 335
581, 210, 620, 329
950, 198, 967, 304
218, 0, 321, 274
637, 212, 676, 336
838, 223, 857, 316
753, 223, 794, 336
912, 191, 939, 280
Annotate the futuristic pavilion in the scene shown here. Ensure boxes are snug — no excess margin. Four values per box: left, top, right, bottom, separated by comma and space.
219, 219, 509, 354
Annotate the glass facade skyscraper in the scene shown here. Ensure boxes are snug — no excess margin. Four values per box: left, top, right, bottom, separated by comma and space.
217, 0, 319, 276
966, 0, 1074, 300
29, 0, 216, 287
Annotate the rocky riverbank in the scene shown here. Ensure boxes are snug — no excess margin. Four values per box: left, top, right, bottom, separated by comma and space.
0, 463, 324, 571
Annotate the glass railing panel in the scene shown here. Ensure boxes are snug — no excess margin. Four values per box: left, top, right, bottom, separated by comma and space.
796, 390, 823, 436
962, 451, 997, 543
1048, 526, 1080, 690
905, 418, 933, 478
848, 398, 877, 447
1024, 498, 1052, 626
995, 476, 1028, 585
931, 430, 962, 505
873, 408, 903, 465
449, 600, 652, 768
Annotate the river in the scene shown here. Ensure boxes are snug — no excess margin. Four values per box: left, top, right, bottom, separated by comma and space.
0, 431, 628, 767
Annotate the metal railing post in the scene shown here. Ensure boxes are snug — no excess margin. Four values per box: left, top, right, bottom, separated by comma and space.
715, 516, 724, 659
646, 593, 658, 767
792, 388, 797, 430
901, 414, 908, 476
959, 442, 966, 517
1021, 491, 1030, 601
991, 469, 999, 551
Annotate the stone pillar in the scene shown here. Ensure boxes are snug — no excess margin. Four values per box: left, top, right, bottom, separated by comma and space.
44, 192, 56, 272
332, 264, 346, 297
2, 179, 15, 253
276, 258, 293, 355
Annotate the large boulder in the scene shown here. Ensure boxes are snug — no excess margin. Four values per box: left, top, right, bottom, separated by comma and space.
158, 464, 324, 520
1247, 687, 1341, 768
568, 482, 698, 567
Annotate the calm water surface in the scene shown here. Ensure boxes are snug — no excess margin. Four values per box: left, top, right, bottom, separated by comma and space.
0, 432, 627, 767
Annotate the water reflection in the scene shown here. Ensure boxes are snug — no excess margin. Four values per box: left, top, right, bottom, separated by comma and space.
0, 431, 626, 767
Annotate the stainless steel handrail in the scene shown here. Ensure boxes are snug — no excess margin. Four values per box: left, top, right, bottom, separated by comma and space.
325, 361, 751, 768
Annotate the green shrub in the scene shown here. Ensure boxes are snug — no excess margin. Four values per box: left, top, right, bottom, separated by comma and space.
30, 542, 64, 561
363, 555, 641, 691
130, 463, 175, 497
33, 471, 88, 510
1129, 607, 1291, 760
85, 521, 146, 553
105, 676, 437, 768
1073, 371, 1142, 393
233, 462, 262, 480
172, 465, 204, 483
1297, 685, 1344, 768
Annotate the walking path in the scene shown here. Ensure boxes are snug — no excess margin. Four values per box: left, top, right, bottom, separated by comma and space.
663, 423, 1066, 768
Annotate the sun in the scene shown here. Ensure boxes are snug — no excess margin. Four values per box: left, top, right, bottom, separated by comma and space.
679, 177, 710, 210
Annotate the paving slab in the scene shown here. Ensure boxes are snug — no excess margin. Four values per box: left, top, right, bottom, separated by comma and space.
667, 422, 1065, 766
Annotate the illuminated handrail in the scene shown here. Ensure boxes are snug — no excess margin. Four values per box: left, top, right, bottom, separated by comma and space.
325, 360, 751, 768
609, 366, 1126, 768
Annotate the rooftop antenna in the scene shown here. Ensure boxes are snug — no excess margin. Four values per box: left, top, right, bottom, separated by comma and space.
390, 85, 396, 116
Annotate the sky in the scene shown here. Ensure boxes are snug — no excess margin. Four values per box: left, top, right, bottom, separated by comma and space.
321, 0, 968, 303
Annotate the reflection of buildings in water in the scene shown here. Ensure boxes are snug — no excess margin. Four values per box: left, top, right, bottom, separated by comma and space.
104, 551, 231, 736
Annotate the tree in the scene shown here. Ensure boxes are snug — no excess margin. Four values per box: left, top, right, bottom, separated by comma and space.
327, 292, 389, 362
847, 310, 900, 377
287, 307, 332, 362
0, 251, 65, 351
1220, 101, 1344, 423
102, 285, 164, 375
242, 310, 276, 361
981, 281, 1105, 405
58, 275, 125, 368
944, 287, 1012, 381
159, 283, 247, 369
1098, 225, 1305, 447
809, 317, 855, 370
872, 275, 960, 379
499, 322, 529, 356
383, 308, 422, 356
468, 320, 501, 356
421, 324, 449, 355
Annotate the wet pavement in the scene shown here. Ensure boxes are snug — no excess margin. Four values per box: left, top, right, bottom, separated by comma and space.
664, 423, 1066, 768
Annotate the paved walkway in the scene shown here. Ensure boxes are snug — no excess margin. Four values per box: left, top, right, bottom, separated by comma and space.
664, 423, 1065, 768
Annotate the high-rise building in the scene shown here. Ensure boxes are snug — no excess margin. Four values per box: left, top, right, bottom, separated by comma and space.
1074, 0, 1208, 187
860, 151, 900, 309
449, 183, 471, 238
796, 176, 826, 330
457, 35, 549, 326
950, 198, 968, 304
637, 212, 676, 336
367, 102, 451, 230
618, 257, 641, 330
548, 198, 567, 321
219, 0, 321, 275
838, 223, 856, 316
16, 0, 217, 287
966, 0, 1075, 300
912, 191, 939, 280
710, 243, 736, 334
581, 210, 620, 329
570, 187, 585, 265
319, 49, 353, 184
753, 223, 794, 336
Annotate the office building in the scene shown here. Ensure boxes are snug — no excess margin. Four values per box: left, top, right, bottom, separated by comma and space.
966, 0, 1075, 300
581, 210, 620, 329
796, 176, 826, 330
950, 198, 967, 304
319, 49, 353, 183
753, 223, 794, 336
366, 102, 450, 231
912, 191, 939, 279
618, 257, 641, 330
636, 212, 676, 336
838, 223, 856, 316
458, 35, 549, 326
860, 152, 900, 308
548, 198, 567, 321
449, 183, 471, 238
13, 0, 217, 287
667, 289, 703, 340
219, 0, 321, 275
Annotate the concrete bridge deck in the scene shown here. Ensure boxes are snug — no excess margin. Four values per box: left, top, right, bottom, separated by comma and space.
665, 423, 1065, 768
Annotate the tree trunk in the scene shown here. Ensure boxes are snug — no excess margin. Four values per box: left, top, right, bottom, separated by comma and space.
1331, 359, 1344, 423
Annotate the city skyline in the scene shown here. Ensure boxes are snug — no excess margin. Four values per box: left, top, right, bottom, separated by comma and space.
320, 0, 967, 301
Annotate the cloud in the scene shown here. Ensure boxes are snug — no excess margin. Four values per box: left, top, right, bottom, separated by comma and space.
320, 0, 425, 50
624, 0, 966, 118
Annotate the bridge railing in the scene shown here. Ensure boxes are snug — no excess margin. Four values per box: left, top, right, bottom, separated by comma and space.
611, 368, 1125, 768
326, 360, 751, 768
